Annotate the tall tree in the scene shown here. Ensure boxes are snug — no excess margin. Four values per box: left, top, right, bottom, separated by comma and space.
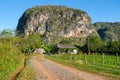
0, 29, 14, 38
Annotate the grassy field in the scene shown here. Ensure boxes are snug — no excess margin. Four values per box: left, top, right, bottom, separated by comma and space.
0, 39, 24, 80
46, 54, 120, 79
56, 53, 120, 69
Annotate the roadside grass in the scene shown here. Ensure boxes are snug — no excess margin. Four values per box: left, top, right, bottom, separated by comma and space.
24, 54, 36, 60
46, 54, 120, 80
0, 42, 24, 80
15, 60, 36, 80
0, 37, 39, 80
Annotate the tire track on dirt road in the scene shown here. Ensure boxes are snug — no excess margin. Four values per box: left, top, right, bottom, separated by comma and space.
29, 58, 60, 80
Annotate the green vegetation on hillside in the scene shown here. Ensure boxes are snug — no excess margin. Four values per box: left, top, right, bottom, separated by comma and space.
94, 22, 120, 42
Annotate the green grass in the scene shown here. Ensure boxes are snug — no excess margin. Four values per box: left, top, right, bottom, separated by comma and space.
54, 54, 120, 69
15, 60, 36, 80
46, 54, 120, 79
0, 41, 24, 80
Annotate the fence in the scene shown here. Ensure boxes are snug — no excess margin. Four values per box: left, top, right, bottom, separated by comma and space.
52, 53, 120, 70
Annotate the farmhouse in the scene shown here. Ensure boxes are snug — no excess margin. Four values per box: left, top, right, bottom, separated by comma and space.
33, 48, 46, 54
57, 44, 78, 54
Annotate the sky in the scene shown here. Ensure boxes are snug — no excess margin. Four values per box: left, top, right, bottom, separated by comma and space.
0, 0, 120, 31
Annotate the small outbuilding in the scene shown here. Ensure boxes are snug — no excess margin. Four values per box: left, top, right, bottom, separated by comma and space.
57, 44, 78, 54
33, 48, 46, 54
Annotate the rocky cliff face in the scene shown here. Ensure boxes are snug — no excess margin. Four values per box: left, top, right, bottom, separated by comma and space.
16, 5, 98, 45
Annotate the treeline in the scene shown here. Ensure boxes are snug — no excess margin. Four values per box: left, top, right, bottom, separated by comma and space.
81, 36, 120, 55
1, 29, 119, 56
44, 36, 120, 55
18, 34, 120, 55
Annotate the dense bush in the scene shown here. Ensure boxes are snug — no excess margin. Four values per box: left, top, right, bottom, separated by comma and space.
19, 34, 45, 54
81, 36, 120, 55
44, 44, 58, 54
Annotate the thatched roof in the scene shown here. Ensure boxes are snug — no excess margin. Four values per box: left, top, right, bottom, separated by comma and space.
57, 44, 76, 49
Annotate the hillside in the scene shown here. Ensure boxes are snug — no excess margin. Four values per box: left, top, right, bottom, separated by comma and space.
94, 22, 120, 42
16, 5, 99, 45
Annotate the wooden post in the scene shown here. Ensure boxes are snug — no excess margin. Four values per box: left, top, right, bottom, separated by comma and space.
84, 53, 87, 64
67, 54, 69, 60
102, 53, 104, 66
92, 53, 95, 64
70, 54, 71, 61
79, 54, 80, 61
116, 53, 118, 69
75, 54, 76, 61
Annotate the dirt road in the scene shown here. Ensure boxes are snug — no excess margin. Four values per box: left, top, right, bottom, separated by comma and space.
29, 55, 113, 80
